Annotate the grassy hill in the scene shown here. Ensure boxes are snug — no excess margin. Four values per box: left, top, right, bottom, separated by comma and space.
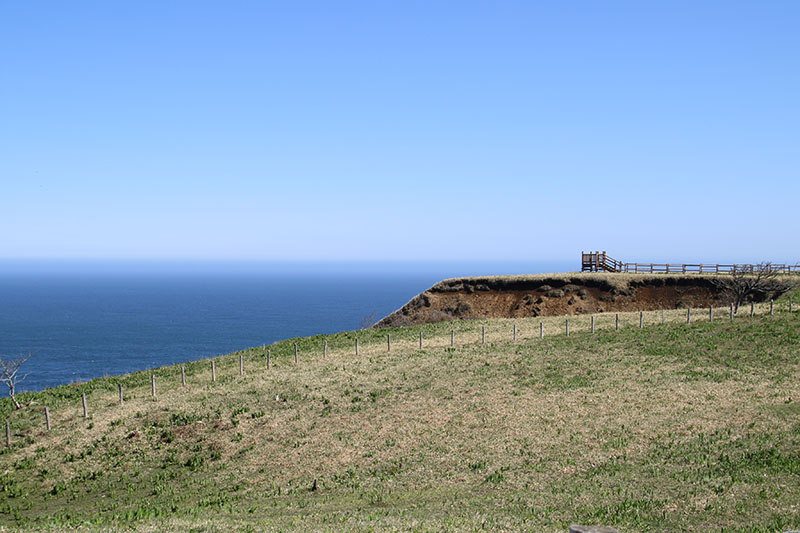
1, 298, 799, 531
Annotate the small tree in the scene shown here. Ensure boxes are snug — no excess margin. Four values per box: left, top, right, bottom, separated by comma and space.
712, 262, 796, 313
0, 353, 32, 409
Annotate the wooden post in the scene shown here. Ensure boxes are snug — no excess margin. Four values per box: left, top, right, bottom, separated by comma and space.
355, 338, 359, 355
750, 301, 754, 318
709, 306, 713, 322
591, 315, 594, 334
294, 343, 298, 364
790, 297, 793, 313
5, 421, 8, 447
211, 361, 216, 382
661, 309, 665, 325
770, 299, 774, 316
82, 393, 88, 419
639, 311, 643, 329
482, 325, 486, 345
687, 308, 691, 324
419, 331, 423, 350
323, 340, 327, 359
267, 349, 271, 369
119, 383, 124, 406
615, 313, 619, 331
513, 323, 517, 341
387, 334, 391, 352
451, 330, 455, 347
540, 321, 544, 339
45, 407, 51, 431
151, 373, 156, 398
730, 303, 734, 320
566, 319, 569, 336
181, 365, 186, 387
239, 354, 244, 375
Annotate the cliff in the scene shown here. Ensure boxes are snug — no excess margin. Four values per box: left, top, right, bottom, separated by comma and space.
375, 272, 781, 328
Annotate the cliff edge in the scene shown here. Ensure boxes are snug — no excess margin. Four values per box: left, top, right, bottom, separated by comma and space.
375, 272, 782, 328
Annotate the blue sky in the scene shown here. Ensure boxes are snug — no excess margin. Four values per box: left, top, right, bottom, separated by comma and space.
2, 1, 798, 264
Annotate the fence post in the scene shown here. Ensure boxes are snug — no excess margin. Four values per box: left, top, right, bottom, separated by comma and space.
119, 383, 124, 406
355, 338, 359, 355
323, 340, 327, 359
791, 297, 793, 313
5, 421, 8, 447
770, 299, 774, 316
451, 330, 455, 347
709, 306, 713, 322
82, 393, 88, 418
687, 308, 691, 325
267, 349, 271, 369
387, 334, 391, 352
591, 315, 595, 334
566, 319, 569, 336
639, 311, 643, 329
239, 354, 244, 375
211, 361, 216, 382
540, 322, 544, 339
750, 301, 754, 318
513, 323, 517, 341
729, 304, 733, 320
615, 313, 619, 331
482, 325, 486, 345
181, 365, 186, 387
419, 331, 423, 350
45, 407, 51, 431
151, 373, 156, 398
661, 309, 665, 325
294, 343, 298, 364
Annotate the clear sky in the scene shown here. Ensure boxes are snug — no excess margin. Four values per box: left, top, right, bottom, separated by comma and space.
2, 1, 798, 264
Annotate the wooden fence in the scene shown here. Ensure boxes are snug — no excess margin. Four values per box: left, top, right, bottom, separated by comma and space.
581, 251, 800, 274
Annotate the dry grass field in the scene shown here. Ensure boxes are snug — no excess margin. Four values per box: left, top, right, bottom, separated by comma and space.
1, 296, 798, 531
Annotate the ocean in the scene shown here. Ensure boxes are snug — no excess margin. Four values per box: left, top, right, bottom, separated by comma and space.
0, 260, 570, 392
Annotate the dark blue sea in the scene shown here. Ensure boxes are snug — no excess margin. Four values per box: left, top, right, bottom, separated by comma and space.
0, 260, 570, 392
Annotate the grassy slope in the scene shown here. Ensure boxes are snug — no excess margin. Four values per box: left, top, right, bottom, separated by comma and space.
1, 297, 799, 532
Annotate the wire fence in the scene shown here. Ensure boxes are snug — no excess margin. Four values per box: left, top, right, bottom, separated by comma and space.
3, 297, 797, 448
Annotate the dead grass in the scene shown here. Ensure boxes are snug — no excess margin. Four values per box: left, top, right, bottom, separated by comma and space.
1, 302, 798, 531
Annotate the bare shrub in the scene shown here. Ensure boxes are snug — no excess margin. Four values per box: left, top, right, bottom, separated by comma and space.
712, 262, 797, 313
0, 353, 32, 409
360, 311, 380, 330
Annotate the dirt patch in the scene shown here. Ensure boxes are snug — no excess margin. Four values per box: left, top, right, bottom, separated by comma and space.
375, 272, 781, 328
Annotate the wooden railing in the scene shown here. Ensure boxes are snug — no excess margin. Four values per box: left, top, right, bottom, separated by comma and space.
582, 251, 623, 272
581, 251, 800, 274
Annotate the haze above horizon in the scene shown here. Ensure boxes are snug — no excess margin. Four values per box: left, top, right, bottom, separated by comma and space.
3, 2, 798, 264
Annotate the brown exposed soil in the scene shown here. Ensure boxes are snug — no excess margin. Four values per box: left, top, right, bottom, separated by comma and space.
375, 272, 781, 328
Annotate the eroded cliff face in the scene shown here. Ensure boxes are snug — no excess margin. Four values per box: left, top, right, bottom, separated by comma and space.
375, 273, 775, 328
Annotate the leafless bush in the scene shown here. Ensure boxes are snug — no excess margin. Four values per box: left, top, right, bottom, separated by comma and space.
0, 353, 32, 409
360, 311, 380, 330
712, 262, 796, 313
